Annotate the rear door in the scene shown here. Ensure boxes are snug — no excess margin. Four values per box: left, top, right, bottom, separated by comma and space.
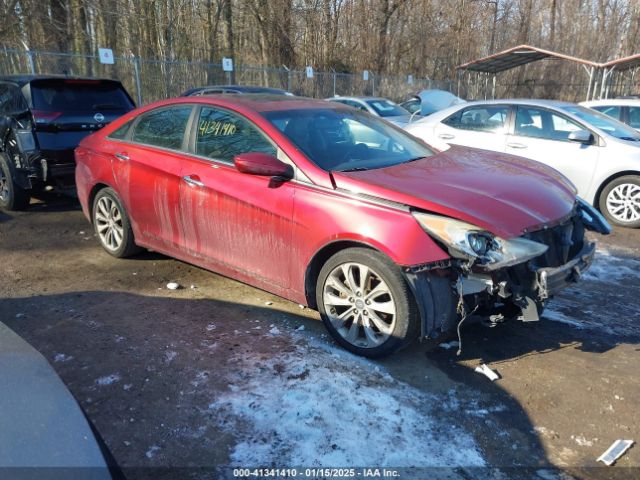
433, 104, 510, 152
178, 105, 295, 287
110, 105, 194, 251
29, 79, 135, 169
506, 105, 599, 195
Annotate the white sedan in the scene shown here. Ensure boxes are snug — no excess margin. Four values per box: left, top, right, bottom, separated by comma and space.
405, 99, 640, 228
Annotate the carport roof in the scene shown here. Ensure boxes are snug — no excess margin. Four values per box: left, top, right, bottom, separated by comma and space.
601, 53, 640, 72
457, 44, 600, 74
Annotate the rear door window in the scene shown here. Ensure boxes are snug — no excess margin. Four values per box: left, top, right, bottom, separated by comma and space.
31, 80, 134, 112
195, 106, 276, 162
131, 106, 193, 150
443, 106, 509, 132
108, 120, 135, 140
628, 107, 640, 129
591, 105, 622, 121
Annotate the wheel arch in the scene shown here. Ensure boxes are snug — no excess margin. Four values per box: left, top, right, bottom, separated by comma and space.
593, 170, 640, 208
87, 182, 113, 223
304, 240, 390, 309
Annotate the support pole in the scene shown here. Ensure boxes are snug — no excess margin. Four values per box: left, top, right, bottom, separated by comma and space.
132, 55, 142, 106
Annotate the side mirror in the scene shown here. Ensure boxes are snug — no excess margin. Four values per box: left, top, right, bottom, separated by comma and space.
234, 152, 293, 179
568, 130, 594, 144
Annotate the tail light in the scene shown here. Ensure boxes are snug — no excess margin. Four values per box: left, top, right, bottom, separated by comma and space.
32, 110, 62, 123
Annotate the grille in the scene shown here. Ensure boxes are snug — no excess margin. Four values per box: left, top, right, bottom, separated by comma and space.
523, 215, 585, 268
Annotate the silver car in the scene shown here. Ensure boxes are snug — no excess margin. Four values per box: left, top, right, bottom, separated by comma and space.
326, 96, 413, 127
405, 99, 640, 228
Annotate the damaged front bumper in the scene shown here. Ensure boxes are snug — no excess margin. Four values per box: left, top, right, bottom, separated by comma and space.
405, 204, 607, 339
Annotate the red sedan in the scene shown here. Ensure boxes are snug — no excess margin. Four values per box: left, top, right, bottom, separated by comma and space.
75, 95, 610, 357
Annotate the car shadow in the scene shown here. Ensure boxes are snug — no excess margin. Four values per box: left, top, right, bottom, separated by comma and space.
0, 290, 559, 478
28, 190, 82, 213
0, 210, 11, 223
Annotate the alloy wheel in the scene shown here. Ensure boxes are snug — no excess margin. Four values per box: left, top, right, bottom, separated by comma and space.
322, 262, 397, 348
606, 183, 640, 223
95, 196, 124, 251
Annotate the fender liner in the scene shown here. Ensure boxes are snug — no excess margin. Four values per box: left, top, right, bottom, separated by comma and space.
402, 268, 458, 339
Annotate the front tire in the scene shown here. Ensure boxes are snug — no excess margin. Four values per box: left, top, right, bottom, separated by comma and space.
316, 248, 419, 358
0, 152, 30, 211
92, 188, 140, 258
598, 175, 640, 228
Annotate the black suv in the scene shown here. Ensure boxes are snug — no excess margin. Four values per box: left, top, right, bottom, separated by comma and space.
0, 75, 135, 210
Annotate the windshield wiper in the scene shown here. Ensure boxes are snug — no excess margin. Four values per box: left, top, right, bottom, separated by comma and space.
339, 166, 369, 172
618, 136, 640, 142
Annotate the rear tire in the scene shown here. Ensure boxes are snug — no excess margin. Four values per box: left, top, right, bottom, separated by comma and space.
316, 247, 419, 358
92, 188, 140, 258
0, 152, 30, 211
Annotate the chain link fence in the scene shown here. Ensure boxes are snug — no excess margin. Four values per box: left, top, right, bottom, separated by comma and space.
0, 47, 456, 106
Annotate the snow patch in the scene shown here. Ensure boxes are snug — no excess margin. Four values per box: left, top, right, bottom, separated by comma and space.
145, 445, 160, 459
96, 374, 121, 386
53, 353, 73, 363
209, 345, 485, 467
268, 326, 281, 335
164, 350, 177, 363
438, 340, 460, 350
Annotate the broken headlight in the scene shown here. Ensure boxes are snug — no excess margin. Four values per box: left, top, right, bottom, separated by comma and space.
412, 212, 549, 270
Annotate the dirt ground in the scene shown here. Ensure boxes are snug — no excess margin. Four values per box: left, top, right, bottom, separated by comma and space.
1, 193, 639, 480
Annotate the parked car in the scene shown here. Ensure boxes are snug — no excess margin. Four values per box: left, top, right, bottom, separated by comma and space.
401, 89, 466, 116
182, 85, 293, 96
405, 99, 640, 228
581, 98, 640, 131
326, 96, 413, 127
76, 95, 609, 358
0, 75, 135, 210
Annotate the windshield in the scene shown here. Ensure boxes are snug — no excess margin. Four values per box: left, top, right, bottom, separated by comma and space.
365, 99, 410, 117
560, 105, 640, 141
264, 108, 434, 172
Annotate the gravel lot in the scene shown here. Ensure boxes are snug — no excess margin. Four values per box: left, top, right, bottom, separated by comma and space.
1, 193, 639, 480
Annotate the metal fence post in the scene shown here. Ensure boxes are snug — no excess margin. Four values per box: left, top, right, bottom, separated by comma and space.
332, 69, 336, 96
282, 65, 291, 92
372, 73, 376, 96
132, 55, 143, 105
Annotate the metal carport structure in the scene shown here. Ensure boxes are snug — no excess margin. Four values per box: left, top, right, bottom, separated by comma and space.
456, 44, 633, 101
598, 53, 640, 99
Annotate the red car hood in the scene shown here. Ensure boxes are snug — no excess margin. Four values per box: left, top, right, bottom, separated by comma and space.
331, 146, 577, 238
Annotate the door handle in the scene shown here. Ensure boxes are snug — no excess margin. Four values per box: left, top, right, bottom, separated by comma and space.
507, 143, 527, 149
114, 152, 129, 161
438, 133, 455, 140
182, 175, 205, 187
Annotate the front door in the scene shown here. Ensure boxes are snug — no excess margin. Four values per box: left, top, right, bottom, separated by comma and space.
506, 106, 599, 196
178, 105, 295, 288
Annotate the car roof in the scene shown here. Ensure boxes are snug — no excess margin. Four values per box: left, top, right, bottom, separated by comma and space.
460, 98, 575, 107
156, 94, 352, 113
0, 74, 122, 87
182, 85, 289, 96
581, 98, 640, 106
330, 96, 387, 102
